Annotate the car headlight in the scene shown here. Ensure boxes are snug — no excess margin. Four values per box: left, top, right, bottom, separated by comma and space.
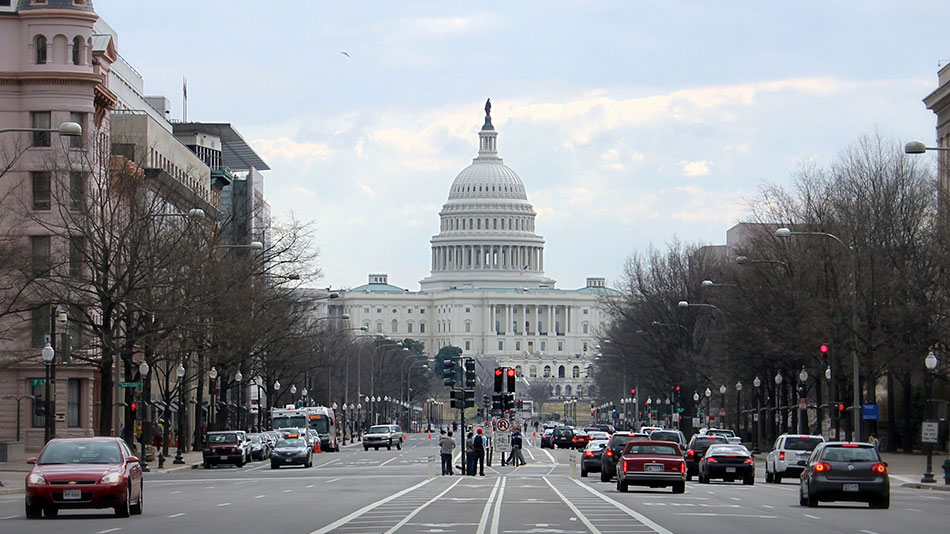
100, 472, 123, 484
27, 473, 46, 485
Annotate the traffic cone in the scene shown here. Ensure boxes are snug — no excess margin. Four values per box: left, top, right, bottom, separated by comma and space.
314, 441, 321, 453
533, 431, 537, 437
428, 431, 432, 439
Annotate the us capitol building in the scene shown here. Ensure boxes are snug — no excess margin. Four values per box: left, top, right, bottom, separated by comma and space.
336, 101, 618, 401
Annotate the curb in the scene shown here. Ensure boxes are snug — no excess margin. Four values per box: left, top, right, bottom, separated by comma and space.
900, 482, 950, 492
0, 487, 24, 496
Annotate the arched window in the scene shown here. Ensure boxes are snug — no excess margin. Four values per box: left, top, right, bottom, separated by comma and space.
407, 322, 413, 333
582, 322, 589, 334
515, 365, 522, 377
35, 35, 47, 64
558, 365, 565, 378
529, 365, 537, 378
565, 385, 572, 396
375, 321, 383, 333
572, 365, 580, 378
585, 365, 592, 378
555, 385, 562, 396
543, 365, 551, 378
72, 36, 82, 65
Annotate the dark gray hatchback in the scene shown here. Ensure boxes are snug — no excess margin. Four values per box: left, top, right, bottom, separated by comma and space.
799, 442, 889, 509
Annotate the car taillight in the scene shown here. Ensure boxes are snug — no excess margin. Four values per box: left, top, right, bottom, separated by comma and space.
606, 449, 613, 457
779, 451, 785, 461
744, 458, 754, 464
622, 460, 629, 473
680, 462, 686, 474
686, 449, 695, 459
706, 457, 717, 463
584, 451, 594, 458
870, 463, 887, 474
814, 462, 832, 473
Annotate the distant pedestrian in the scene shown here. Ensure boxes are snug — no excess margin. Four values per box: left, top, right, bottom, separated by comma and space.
473, 428, 486, 476
439, 430, 456, 475
465, 432, 476, 475
868, 434, 879, 450
510, 428, 526, 466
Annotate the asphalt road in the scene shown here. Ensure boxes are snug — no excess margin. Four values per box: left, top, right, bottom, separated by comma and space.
1, 433, 948, 534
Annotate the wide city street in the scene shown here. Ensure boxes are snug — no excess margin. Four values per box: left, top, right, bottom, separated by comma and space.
2, 433, 947, 534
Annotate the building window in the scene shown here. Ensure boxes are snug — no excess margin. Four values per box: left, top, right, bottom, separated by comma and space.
582, 342, 588, 352
407, 323, 413, 333
391, 319, 398, 333
420, 322, 425, 333
565, 385, 572, 396
362, 321, 369, 331
408, 308, 412, 314
540, 341, 546, 352
515, 341, 521, 351
529, 365, 537, 378
543, 365, 551, 378
515, 365, 522, 376
69, 236, 84, 276
31, 380, 46, 428
582, 323, 589, 334
72, 36, 82, 65
555, 385, 561, 396
375, 321, 382, 333
558, 365, 565, 378
363, 307, 369, 313
69, 112, 85, 148
465, 341, 471, 351
32, 236, 51, 276
35, 35, 47, 64
32, 111, 51, 147
69, 171, 85, 209
572, 365, 580, 378
583, 309, 589, 315
376, 308, 381, 313
497, 340, 503, 350
585, 366, 592, 378
68, 378, 81, 427
495, 320, 500, 333
465, 307, 470, 313
32, 171, 51, 210
464, 321, 471, 333
392, 308, 397, 313
557, 341, 563, 352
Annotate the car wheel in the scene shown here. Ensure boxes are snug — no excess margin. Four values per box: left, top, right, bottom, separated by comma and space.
375, 447, 379, 451
672, 481, 685, 494
600, 470, 610, 482
43, 505, 58, 518
581, 467, 588, 477
774, 472, 782, 484
25, 502, 42, 519
203, 460, 211, 469
130, 481, 143, 515
115, 486, 131, 518
870, 495, 889, 509
806, 486, 819, 508
387, 445, 392, 450
236, 458, 244, 468
765, 468, 773, 483
397, 441, 401, 450
271, 462, 279, 469
618, 480, 628, 492
699, 471, 709, 484
799, 484, 808, 506
743, 474, 754, 485
364, 446, 369, 451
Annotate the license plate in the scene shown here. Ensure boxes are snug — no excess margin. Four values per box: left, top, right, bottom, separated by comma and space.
286, 458, 293, 463
63, 489, 81, 500
645, 464, 664, 472
843, 483, 859, 492
726, 467, 736, 473
220, 456, 228, 460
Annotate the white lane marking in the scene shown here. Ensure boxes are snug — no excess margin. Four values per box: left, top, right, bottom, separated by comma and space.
283, 489, 292, 493
540, 447, 556, 465
544, 477, 600, 534
326, 478, 341, 483
169, 490, 182, 494
761, 504, 774, 509
906, 508, 922, 512
571, 478, 674, 534
525, 448, 536, 460
233, 481, 247, 485
2, 515, 19, 520
803, 514, 820, 519
168, 513, 186, 518
676, 513, 778, 518
245, 463, 270, 472
204, 486, 215, 489
306, 484, 315, 488
217, 502, 231, 507
730, 497, 741, 501
378, 457, 397, 467
860, 531, 881, 534
96, 529, 122, 534
383, 478, 463, 534
255, 495, 266, 499
309, 477, 436, 534
487, 477, 506, 534
314, 458, 341, 468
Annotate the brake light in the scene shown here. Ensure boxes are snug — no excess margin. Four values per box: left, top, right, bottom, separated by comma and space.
814, 462, 832, 473
606, 449, 613, 457
842, 444, 859, 448
744, 458, 754, 464
680, 462, 686, 474
706, 457, 717, 463
779, 451, 785, 461
686, 449, 695, 459
870, 463, 887, 474
584, 451, 594, 458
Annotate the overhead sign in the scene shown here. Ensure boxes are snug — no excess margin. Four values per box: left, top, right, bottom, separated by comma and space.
30, 378, 45, 386
922, 421, 938, 444
119, 382, 142, 388
496, 418, 510, 432
495, 431, 511, 453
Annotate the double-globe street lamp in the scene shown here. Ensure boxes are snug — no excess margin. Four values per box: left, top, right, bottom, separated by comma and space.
922, 350, 939, 484
174, 363, 186, 464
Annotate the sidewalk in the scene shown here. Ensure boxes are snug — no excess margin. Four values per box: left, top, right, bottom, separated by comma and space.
0, 448, 204, 496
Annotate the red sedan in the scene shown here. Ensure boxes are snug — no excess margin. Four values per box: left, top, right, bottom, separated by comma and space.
25, 437, 144, 519
616, 440, 686, 493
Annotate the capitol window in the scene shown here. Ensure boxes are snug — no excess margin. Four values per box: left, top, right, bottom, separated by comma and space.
376, 322, 382, 333
407, 323, 413, 333
557, 341, 563, 352
391, 319, 398, 333
377, 308, 382, 313
558, 365, 565, 378
464, 321, 471, 333
420, 322, 426, 333
540, 341, 545, 352
582, 323, 589, 334
543, 365, 551, 378
529, 366, 537, 378
515, 341, 521, 351
465, 341, 471, 351
515, 365, 522, 377
498, 340, 503, 351
573, 366, 580, 378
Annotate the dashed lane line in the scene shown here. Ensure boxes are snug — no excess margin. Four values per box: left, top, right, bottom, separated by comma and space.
480, 477, 503, 534
255, 495, 266, 499
96, 529, 121, 534
543, 477, 601, 534
571, 477, 674, 534
168, 513, 186, 518
217, 502, 231, 507
309, 477, 436, 534
384, 478, 463, 534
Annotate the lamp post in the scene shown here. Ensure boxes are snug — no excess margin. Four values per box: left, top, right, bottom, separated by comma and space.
799, 367, 809, 434
41, 305, 67, 444
234, 370, 243, 431
922, 350, 938, 484
693, 391, 700, 428
138, 361, 151, 471
41, 343, 55, 443
753, 376, 762, 453
775, 370, 784, 436
825, 365, 834, 439
719, 385, 727, 428
174, 363, 186, 464
704, 388, 712, 427
735, 381, 743, 441
208, 367, 218, 431
776, 227, 861, 441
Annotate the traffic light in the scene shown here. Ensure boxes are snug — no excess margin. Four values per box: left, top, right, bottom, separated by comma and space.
483, 395, 490, 409
494, 368, 504, 392
675, 386, 680, 392
443, 359, 457, 387
506, 367, 516, 392
516, 399, 523, 411
820, 344, 830, 361
503, 393, 515, 410
464, 358, 476, 389
492, 394, 504, 411
838, 403, 845, 412
130, 402, 137, 419
631, 388, 636, 395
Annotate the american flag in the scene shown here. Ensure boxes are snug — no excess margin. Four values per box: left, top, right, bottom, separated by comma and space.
519, 264, 529, 275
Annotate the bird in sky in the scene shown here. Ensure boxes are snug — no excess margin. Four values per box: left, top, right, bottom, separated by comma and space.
340, 51, 350, 57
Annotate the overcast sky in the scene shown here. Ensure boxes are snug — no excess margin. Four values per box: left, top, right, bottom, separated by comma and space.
94, 1, 946, 291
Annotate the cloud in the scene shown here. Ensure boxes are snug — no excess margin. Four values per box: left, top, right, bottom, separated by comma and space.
287, 185, 316, 198
253, 137, 333, 165
402, 14, 501, 36
667, 185, 746, 224
680, 160, 711, 176
357, 182, 375, 198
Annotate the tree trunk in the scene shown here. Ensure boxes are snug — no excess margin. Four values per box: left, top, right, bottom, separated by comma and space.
886, 368, 896, 452
901, 370, 913, 452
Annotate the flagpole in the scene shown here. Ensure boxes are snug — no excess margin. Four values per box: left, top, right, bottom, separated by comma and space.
183, 77, 188, 122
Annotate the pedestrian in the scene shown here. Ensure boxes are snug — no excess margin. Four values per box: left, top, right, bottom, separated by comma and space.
511, 428, 526, 466
473, 428, 486, 476
465, 431, 476, 475
868, 434, 879, 450
439, 430, 456, 475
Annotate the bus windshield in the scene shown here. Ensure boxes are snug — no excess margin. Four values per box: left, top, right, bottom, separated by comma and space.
272, 415, 308, 429
309, 415, 330, 434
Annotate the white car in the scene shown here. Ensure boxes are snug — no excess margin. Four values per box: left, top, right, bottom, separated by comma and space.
765, 434, 825, 483
700, 428, 741, 445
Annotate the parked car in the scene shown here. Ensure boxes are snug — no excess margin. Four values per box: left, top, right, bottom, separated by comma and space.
648, 429, 687, 452
540, 428, 555, 448
799, 442, 889, 508
203, 431, 248, 468
581, 440, 609, 477
616, 440, 686, 493
553, 427, 576, 449
766, 433, 826, 483
600, 432, 650, 482
363, 424, 403, 451
684, 434, 727, 480
700, 428, 742, 445
698, 443, 755, 485
25, 437, 144, 519
270, 437, 313, 469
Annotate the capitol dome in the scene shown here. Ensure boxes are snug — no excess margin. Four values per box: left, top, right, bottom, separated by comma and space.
420, 100, 555, 291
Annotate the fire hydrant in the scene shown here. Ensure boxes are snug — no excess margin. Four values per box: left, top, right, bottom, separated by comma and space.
941, 457, 950, 485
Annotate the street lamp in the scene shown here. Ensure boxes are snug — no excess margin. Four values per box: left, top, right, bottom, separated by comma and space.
234, 371, 243, 430
798, 367, 809, 434
719, 385, 727, 428
753, 376, 762, 453
138, 360, 151, 470
174, 363, 186, 464
735, 381, 743, 441
704, 388, 712, 428
41, 342, 55, 443
776, 227, 861, 440
0, 121, 82, 137
775, 370, 785, 435
922, 351, 938, 483
208, 367, 218, 430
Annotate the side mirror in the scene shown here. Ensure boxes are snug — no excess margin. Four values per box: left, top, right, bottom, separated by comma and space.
27, 457, 36, 465
127, 456, 139, 464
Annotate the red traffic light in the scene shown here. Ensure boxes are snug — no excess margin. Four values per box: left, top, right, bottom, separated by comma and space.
630, 389, 636, 394
820, 344, 829, 353
506, 368, 516, 377
675, 386, 680, 392
494, 368, 503, 376
838, 403, 845, 412
130, 402, 137, 411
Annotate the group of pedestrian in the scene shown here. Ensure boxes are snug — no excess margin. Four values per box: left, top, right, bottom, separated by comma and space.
501, 428, 526, 466
438, 426, 527, 475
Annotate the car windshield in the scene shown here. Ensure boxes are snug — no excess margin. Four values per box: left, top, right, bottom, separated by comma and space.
368, 426, 392, 434
785, 437, 824, 451
626, 443, 679, 455
586, 440, 609, 450
650, 431, 680, 442
207, 433, 238, 443
276, 439, 305, 448
38, 441, 122, 465
692, 437, 725, 451
705, 430, 735, 438
821, 446, 879, 462
249, 436, 261, 443
707, 445, 749, 456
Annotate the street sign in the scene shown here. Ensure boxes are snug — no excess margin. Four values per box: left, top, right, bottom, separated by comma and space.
798, 397, 808, 411
922, 421, 938, 444
495, 431, 512, 453
118, 381, 142, 388
718, 407, 726, 416
861, 404, 879, 421
691, 417, 701, 428
30, 378, 45, 386
496, 418, 510, 432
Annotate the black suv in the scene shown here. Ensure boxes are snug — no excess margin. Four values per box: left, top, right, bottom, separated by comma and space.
685, 434, 727, 480
599, 432, 649, 481
552, 427, 575, 449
